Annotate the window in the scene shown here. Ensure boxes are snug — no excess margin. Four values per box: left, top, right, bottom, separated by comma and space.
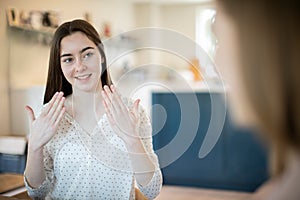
195, 6, 218, 79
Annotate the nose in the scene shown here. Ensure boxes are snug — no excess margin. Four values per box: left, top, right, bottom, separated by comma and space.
74, 58, 86, 72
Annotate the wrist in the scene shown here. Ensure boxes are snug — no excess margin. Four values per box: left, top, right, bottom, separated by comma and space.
28, 142, 44, 154
125, 137, 145, 153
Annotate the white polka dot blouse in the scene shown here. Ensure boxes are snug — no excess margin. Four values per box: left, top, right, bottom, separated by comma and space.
24, 98, 162, 200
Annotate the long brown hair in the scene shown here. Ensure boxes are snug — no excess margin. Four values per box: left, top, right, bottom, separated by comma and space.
217, 1, 300, 175
44, 19, 112, 104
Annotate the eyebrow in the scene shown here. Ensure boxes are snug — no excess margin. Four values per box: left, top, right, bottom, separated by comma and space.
60, 46, 95, 58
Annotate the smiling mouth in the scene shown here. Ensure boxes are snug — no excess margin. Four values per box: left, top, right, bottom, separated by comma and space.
75, 74, 92, 80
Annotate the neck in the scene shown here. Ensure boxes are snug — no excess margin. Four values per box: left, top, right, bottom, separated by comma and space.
68, 87, 103, 119
73, 90, 99, 104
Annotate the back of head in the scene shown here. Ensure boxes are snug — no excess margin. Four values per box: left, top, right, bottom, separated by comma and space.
217, 0, 300, 175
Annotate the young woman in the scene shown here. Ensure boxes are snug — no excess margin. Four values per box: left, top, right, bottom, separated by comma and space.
24, 19, 162, 200
214, 1, 300, 199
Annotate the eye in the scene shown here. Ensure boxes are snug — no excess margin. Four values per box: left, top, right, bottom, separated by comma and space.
62, 57, 74, 64
83, 51, 94, 59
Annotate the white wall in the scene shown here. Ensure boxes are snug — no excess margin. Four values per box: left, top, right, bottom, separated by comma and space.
161, 4, 197, 40
0, 0, 213, 136
5, 0, 136, 89
0, 6, 10, 135
134, 2, 212, 79
0, 0, 136, 135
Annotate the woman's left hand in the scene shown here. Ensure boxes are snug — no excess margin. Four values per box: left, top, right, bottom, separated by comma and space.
102, 85, 141, 144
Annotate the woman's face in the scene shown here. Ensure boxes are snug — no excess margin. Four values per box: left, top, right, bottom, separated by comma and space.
214, 6, 256, 126
60, 31, 102, 93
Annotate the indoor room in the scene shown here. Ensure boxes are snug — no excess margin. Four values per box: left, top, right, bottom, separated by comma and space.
2, 0, 290, 199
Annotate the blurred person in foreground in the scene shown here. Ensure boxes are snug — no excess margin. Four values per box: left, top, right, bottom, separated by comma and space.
214, 1, 300, 199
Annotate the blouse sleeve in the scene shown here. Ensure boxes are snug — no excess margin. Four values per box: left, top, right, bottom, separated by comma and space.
24, 145, 54, 199
137, 170, 163, 200
135, 103, 163, 199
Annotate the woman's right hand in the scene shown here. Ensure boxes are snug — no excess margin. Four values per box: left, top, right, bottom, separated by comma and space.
25, 92, 66, 152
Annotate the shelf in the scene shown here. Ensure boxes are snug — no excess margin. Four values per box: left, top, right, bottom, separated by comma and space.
6, 7, 57, 38
9, 23, 55, 36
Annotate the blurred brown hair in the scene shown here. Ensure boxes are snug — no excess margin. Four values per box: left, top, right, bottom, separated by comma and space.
217, 0, 300, 175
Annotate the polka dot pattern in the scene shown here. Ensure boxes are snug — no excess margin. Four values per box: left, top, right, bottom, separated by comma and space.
25, 98, 162, 199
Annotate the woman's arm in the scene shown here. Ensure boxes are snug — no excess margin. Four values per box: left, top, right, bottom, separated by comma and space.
24, 146, 46, 188
24, 92, 65, 188
102, 85, 162, 198
125, 137, 156, 186
102, 86, 156, 183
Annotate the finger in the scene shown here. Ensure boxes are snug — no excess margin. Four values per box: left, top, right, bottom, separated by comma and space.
103, 85, 113, 103
132, 99, 140, 117
103, 100, 123, 134
25, 105, 35, 123
102, 100, 115, 125
110, 85, 128, 113
104, 85, 123, 112
54, 107, 66, 127
48, 92, 64, 117
102, 89, 115, 115
42, 92, 59, 115
50, 96, 65, 124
